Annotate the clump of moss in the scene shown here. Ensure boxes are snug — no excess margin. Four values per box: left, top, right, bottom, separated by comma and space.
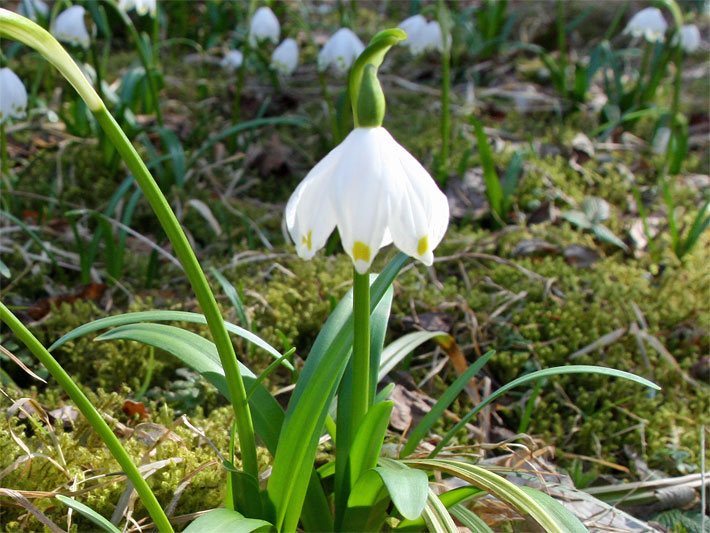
0, 389, 270, 532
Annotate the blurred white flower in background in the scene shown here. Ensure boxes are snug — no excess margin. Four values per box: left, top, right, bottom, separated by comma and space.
623, 7, 668, 42
271, 38, 299, 76
286, 127, 449, 273
19, 0, 49, 21
318, 28, 365, 75
221, 50, 244, 70
678, 24, 701, 53
0, 68, 28, 121
652, 127, 671, 154
118, 0, 157, 18
51, 5, 91, 49
399, 15, 448, 55
249, 7, 280, 45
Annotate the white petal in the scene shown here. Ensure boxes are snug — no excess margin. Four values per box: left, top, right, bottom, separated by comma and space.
385, 133, 449, 265
52, 5, 91, 49
285, 143, 343, 260
331, 129, 394, 273
399, 15, 427, 44
0, 68, 28, 121
318, 28, 364, 75
624, 8, 667, 42
20, 0, 49, 20
221, 50, 244, 70
271, 38, 299, 76
679, 24, 701, 53
249, 7, 280, 45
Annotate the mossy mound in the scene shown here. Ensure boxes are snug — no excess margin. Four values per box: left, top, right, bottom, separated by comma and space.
0, 389, 271, 532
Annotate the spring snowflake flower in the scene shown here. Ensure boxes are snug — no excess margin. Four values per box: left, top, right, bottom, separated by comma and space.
678, 24, 701, 53
221, 49, 244, 70
0, 68, 28, 121
399, 15, 448, 55
623, 7, 668, 42
19, 0, 49, 21
271, 38, 299, 75
51, 5, 91, 49
285, 127, 450, 273
118, 0, 157, 17
318, 28, 365, 74
249, 7, 280, 46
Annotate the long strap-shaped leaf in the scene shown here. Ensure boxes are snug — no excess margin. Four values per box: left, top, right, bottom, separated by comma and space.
406, 458, 580, 533
431, 365, 659, 456
267, 253, 408, 532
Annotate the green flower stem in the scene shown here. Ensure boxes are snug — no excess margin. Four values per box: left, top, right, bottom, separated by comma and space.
0, 122, 8, 176
439, 43, 451, 181
106, 1, 164, 126
0, 6, 259, 510
0, 302, 174, 533
351, 270, 371, 428
634, 42, 651, 107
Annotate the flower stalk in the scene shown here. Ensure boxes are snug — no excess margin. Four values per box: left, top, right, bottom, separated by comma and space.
0, 302, 174, 533
0, 7, 259, 514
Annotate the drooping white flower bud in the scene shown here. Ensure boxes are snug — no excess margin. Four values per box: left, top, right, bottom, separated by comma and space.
221, 49, 244, 70
51, 5, 91, 50
678, 24, 701, 53
318, 28, 365, 75
271, 38, 299, 76
249, 7, 280, 46
118, 0, 157, 18
0, 67, 28, 121
623, 7, 668, 43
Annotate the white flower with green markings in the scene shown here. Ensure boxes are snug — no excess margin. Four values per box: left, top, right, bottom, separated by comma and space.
249, 6, 280, 45
286, 125, 449, 273
51, 5, 91, 49
271, 38, 299, 75
118, 0, 157, 18
318, 28, 365, 74
0, 67, 28, 121
623, 7, 668, 42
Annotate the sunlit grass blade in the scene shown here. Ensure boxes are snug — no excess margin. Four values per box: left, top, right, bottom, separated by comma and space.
211, 267, 250, 330
519, 486, 586, 533
48, 309, 293, 371
400, 350, 495, 458
449, 504, 493, 533
55, 495, 120, 533
378, 331, 450, 382
407, 458, 578, 533
431, 365, 659, 456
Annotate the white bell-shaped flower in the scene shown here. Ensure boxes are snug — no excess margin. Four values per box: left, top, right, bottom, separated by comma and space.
221, 49, 244, 70
623, 7, 668, 42
271, 38, 299, 76
399, 15, 447, 55
118, 0, 157, 17
678, 24, 701, 53
0, 68, 28, 121
318, 28, 365, 75
19, 0, 49, 21
286, 127, 450, 273
249, 7, 280, 46
51, 5, 91, 49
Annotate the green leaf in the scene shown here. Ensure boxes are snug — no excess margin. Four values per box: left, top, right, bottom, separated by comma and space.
407, 459, 574, 533
400, 350, 495, 458
470, 116, 504, 221
48, 310, 293, 371
211, 267, 250, 330
183, 508, 272, 533
94, 323, 284, 452
395, 486, 483, 531
592, 224, 629, 251
154, 126, 186, 187
416, 489, 459, 533
562, 210, 593, 230
432, 365, 659, 456
378, 331, 451, 382
267, 253, 408, 532
519, 486, 587, 533
450, 504, 494, 533
348, 401, 394, 490
0, 209, 57, 265
55, 495, 120, 533
0, 257, 10, 279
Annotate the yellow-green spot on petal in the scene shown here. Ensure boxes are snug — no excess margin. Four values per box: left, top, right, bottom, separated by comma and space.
302, 230, 313, 251
417, 236, 429, 256
352, 241, 371, 262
